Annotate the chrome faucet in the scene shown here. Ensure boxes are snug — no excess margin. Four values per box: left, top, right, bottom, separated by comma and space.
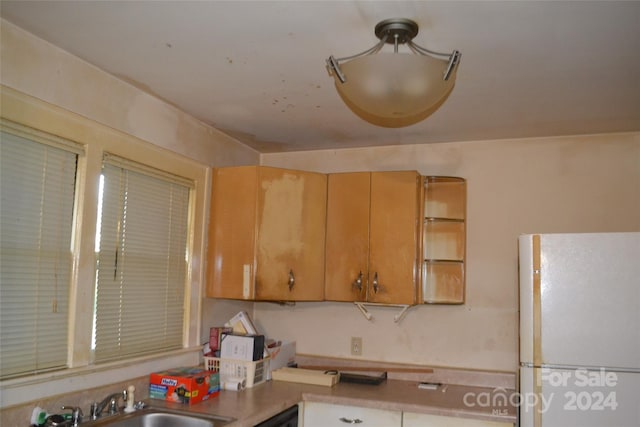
60, 406, 83, 427
90, 389, 127, 420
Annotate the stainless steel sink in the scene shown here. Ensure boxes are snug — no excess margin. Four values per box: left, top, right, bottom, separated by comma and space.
80, 407, 234, 427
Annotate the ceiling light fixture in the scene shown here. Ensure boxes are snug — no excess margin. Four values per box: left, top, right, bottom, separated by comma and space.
326, 18, 461, 128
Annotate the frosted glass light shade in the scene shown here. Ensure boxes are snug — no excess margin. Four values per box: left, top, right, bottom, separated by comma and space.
333, 53, 457, 128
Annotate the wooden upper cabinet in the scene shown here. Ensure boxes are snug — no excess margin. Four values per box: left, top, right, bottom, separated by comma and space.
254, 167, 327, 301
207, 166, 257, 300
206, 166, 327, 301
369, 171, 422, 304
325, 171, 421, 305
324, 173, 371, 302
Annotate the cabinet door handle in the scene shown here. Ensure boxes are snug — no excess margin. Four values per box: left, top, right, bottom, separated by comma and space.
339, 417, 363, 424
287, 269, 295, 291
372, 272, 379, 293
352, 271, 363, 291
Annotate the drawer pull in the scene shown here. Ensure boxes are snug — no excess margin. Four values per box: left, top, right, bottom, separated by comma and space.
339, 417, 363, 424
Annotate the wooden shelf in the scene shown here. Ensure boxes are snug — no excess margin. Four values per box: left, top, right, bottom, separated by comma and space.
422, 177, 466, 304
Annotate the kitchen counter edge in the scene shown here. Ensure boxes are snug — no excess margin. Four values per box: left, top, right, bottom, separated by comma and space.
155, 378, 517, 427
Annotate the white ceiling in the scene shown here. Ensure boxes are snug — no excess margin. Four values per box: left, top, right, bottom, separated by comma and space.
2, 1, 639, 153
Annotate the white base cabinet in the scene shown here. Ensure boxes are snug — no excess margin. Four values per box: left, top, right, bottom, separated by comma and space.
302, 402, 401, 427
403, 412, 513, 427
301, 403, 514, 427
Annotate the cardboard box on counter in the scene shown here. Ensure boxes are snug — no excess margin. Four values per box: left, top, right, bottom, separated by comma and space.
271, 367, 339, 387
149, 367, 219, 405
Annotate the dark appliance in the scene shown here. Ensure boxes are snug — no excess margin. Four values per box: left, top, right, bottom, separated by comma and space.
254, 404, 298, 427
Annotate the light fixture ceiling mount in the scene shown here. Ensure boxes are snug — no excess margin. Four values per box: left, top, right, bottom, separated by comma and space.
326, 18, 461, 128
374, 18, 419, 45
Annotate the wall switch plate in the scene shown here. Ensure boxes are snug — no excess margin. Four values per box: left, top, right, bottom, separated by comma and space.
351, 336, 363, 356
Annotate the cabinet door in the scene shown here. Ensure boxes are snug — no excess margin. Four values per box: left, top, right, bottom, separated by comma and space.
255, 167, 327, 301
206, 166, 258, 299
368, 171, 420, 304
325, 172, 370, 301
403, 412, 513, 427
303, 402, 401, 427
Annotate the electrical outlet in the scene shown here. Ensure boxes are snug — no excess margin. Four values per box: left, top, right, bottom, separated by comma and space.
351, 336, 363, 356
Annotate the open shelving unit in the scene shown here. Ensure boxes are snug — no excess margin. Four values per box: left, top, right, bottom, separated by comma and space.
422, 176, 466, 304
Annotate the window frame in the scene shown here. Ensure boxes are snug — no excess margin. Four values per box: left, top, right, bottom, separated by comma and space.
0, 122, 82, 378
0, 87, 210, 407
92, 155, 193, 363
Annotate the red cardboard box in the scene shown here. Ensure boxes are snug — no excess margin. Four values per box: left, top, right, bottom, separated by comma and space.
149, 367, 220, 405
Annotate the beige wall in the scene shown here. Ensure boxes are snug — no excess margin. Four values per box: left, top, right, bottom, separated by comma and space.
257, 133, 640, 371
0, 19, 258, 167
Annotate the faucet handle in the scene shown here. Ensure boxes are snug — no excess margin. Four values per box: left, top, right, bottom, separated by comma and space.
90, 402, 99, 420
60, 406, 83, 426
134, 400, 147, 410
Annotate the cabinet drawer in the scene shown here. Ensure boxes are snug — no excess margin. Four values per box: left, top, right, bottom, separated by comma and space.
303, 402, 401, 427
403, 412, 513, 427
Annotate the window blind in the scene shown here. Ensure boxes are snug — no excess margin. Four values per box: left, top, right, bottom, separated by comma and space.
93, 156, 190, 363
0, 130, 78, 379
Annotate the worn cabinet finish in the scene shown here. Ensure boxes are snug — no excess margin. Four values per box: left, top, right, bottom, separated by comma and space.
206, 166, 327, 301
254, 167, 327, 301
325, 171, 421, 305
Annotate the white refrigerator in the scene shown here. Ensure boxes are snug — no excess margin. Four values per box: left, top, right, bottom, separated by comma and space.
519, 232, 640, 427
